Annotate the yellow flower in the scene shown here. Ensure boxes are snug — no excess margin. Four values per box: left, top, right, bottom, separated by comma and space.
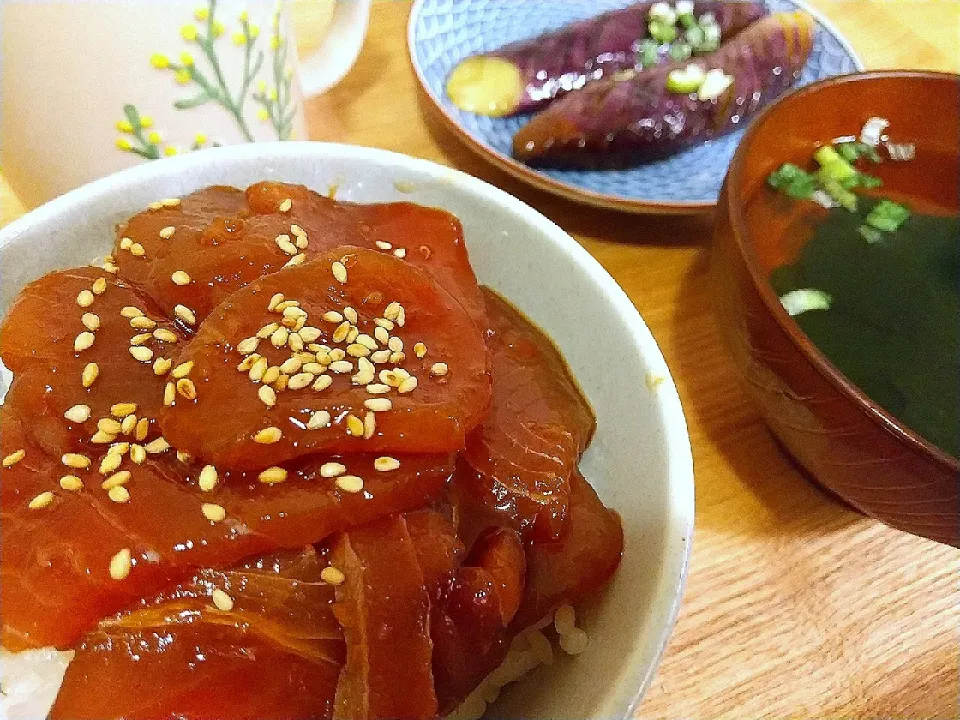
257, 80, 267, 92
194, 6, 209, 21
257, 107, 270, 121
116, 137, 132, 150
268, 88, 278, 101
147, 131, 162, 144
150, 53, 171, 69
232, 31, 246, 45
249, 24, 260, 39
284, 66, 293, 80
181, 24, 199, 41
238, 10, 249, 22
180, 51, 195, 66
212, 20, 225, 37
164, 146, 179, 157
270, 35, 280, 50
140, 115, 154, 129
116, 120, 134, 133
174, 68, 192, 84
194, 133, 208, 145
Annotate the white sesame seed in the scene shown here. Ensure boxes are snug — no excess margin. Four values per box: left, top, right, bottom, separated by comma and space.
129, 243, 146, 257
375, 317, 395, 331
268, 294, 286, 312
332, 261, 347, 284
159, 226, 176, 239
329, 349, 346, 362
82, 362, 100, 388
77, 290, 95, 308
171, 270, 191, 286
130, 332, 153, 346
321, 567, 345, 585
176, 378, 197, 400
257, 323, 280, 340
346, 327, 360, 344
103, 262, 119, 274
388, 337, 403, 353
370, 349, 391, 364
383, 302, 401, 321
294, 234, 308, 250
92, 430, 116, 444
302, 362, 325, 375
199, 464, 218, 491
201, 503, 226, 522
262, 366, 281, 385
373, 327, 389, 345
249, 357, 268, 383
174, 304, 196, 326
145, 437, 170, 454
259, 466, 288, 484
374, 456, 401, 472
393, 248, 407, 259
336, 475, 364, 493
322, 311, 344, 323
290, 223, 306, 237
153, 328, 178, 344
389, 351, 406, 365
62, 453, 91, 469
270, 326, 289, 347
414, 342, 427, 359
92, 277, 108, 295
64, 404, 92, 423
256, 384, 277, 410
161, 197, 181, 208
102, 470, 132, 490
74, 331, 96, 353
60, 475, 84, 491
99, 418, 123, 434
29, 491, 55, 509
364, 398, 392, 412
2, 449, 25, 468
278, 357, 301, 375
313, 375, 333, 392
108, 485, 130, 503
346, 343, 370, 358
109, 548, 132, 580
122, 414, 138, 435
430, 362, 449, 377
288, 333, 305, 352
366, 383, 391, 394
110, 442, 130, 455
212, 588, 234, 611
81, 313, 100, 331
398, 376, 418, 394
278, 198, 292, 213
307, 410, 331, 429
119, 237, 133, 250
129, 346, 153, 362
345, 414, 364, 437
363, 411, 376, 439
299, 327, 322, 343
99, 453, 122, 477
171, 361, 194, 379
375, 240, 392, 250
396, 307, 405, 327
320, 462, 346, 478
130, 444, 147, 465
163, 382, 176, 406
177, 451, 192, 464
329, 360, 353, 374
121, 306, 144, 319
130, 315, 157, 330
254, 427, 282, 444
332, 321, 351, 344
276, 236, 298, 255
288, 372, 315, 390
282, 306, 308, 320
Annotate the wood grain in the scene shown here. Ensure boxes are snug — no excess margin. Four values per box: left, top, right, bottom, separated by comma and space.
3, 1, 958, 717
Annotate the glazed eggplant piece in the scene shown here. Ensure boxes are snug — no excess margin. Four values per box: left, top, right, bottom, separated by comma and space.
445, 0, 767, 117
513, 12, 816, 168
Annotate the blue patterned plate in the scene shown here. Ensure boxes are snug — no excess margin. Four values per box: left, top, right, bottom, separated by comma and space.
408, 0, 863, 213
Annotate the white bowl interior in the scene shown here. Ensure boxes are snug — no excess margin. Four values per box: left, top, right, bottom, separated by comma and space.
0, 143, 693, 719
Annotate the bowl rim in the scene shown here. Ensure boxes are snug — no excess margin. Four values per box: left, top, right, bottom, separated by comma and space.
0, 140, 696, 717
406, 0, 864, 215
723, 68, 960, 473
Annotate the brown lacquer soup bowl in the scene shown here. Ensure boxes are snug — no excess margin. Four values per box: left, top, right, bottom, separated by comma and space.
712, 71, 959, 547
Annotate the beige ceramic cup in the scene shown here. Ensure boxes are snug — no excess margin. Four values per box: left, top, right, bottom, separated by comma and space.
1, 0, 370, 209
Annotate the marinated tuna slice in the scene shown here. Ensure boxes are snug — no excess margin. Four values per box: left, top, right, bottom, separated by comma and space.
246, 182, 488, 330
430, 527, 526, 714
0, 268, 184, 455
513, 12, 816, 167
330, 515, 438, 720
161, 248, 492, 469
513, 472, 623, 630
460, 289, 594, 540
215, 454, 456, 548
51, 548, 344, 720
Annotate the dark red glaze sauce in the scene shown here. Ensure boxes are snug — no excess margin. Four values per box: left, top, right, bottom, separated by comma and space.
0, 183, 622, 719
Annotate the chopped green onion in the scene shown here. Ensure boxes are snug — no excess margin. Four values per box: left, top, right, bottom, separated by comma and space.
780, 289, 833, 317
649, 19, 678, 44
858, 225, 883, 244
768, 163, 817, 199
697, 68, 733, 101
684, 25, 706, 49
834, 141, 881, 164
865, 199, 911, 232
856, 172, 883, 189
821, 178, 857, 211
666, 64, 705, 94
649, 2, 677, 24
668, 42, 692, 61
637, 39, 660, 68
678, 11, 698, 29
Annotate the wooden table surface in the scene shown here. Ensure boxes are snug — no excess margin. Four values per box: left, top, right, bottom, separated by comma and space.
4, 2, 959, 717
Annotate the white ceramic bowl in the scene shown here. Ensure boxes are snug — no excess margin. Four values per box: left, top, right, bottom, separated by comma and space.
0, 142, 694, 718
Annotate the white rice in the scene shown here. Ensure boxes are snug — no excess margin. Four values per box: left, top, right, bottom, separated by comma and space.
446, 604, 588, 720
0, 648, 74, 720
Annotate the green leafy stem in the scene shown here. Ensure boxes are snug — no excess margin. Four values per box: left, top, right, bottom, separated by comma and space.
252, 15, 295, 141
